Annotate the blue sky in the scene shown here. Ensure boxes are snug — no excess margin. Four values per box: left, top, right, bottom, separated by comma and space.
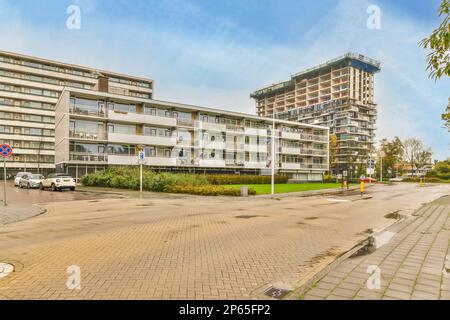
0, 0, 449, 160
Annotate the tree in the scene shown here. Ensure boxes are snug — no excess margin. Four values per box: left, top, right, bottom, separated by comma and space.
378, 137, 404, 178
420, 0, 450, 79
402, 138, 433, 175
420, 0, 450, 129
443, 99, 450, 131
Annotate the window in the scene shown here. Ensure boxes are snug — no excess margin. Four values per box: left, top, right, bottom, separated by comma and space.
144, 147, 156, 157
144, 127, 157, 136
109, 124, 136, 135
144, 107, 157, 116
108, 144, 136, 155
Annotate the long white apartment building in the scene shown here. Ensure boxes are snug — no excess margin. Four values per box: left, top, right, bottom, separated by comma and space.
54, 88, 329, 181
0, 50, 329, 181
0, 50, 153, 177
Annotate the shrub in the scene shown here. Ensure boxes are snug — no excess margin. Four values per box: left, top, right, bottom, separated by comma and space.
81, 167, 209, 192
206, 174, 288, 185
402, 176, 443, 183
164, 185, 257, 196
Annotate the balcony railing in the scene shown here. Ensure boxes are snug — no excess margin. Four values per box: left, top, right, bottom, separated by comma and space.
69, 152, 107, 162
69, 130, 106, 140
70, 106, 105, 117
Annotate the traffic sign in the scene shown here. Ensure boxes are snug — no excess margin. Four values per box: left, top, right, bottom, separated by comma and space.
0, 144, 12, 158
1, 144, 12, 207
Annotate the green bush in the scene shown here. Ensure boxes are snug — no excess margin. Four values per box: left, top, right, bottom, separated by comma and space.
81, 167, 209, 192
206, 174, 288, 185
402, 176, 443, 183
164, 185, 257, 196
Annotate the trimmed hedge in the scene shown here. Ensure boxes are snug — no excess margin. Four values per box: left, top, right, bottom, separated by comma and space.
80, 167, 262, 196
402, 176, 443, 183
81, 167, 209, 192
164, 185, 257, 196
206, 174, 288, 185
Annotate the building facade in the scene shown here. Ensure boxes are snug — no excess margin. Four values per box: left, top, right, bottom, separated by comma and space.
0, 50, 153, 177
251, 53, 381, 176
0, 50, 329, 181
54, 88, 329, 181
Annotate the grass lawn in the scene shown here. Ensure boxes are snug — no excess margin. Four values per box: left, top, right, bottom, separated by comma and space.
222, 183, 349, 195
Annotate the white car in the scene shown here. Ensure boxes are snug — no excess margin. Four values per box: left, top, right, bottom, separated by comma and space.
40, 173, 76, 192
19, 174, 44, 189
14, 172, 33, 187
389, 177, 403, 182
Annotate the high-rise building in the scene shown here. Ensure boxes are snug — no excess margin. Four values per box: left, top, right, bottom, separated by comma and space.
0, 50, 153, 176
0, 50, 329, 181
250, 53, 381, 176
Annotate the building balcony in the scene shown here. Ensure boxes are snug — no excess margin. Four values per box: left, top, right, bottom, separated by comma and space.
107, 155, 176, 166
198, 159, 226, 167
70, 106, 105, 118
108, 132, 176, 147
299, 163, 328, 170
244, 162, 268, 169
108, 110, 177, 127
226, 125, 245, 134
281, 163, 300, 170
245, 144, 268, 153
69, 152, 107, 163
196, 121, 226, 131
280, 147, 300, 155
198, 141, 225, 150
281, 131, 300, 140
69, 130, 107, 141
147, 156, 177, 166
244, 127, 268, 137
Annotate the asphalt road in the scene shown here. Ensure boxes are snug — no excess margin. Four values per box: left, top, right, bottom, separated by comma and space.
0, 182, 448, 299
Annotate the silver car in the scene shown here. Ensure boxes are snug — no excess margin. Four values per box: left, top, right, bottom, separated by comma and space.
19, 174, 45, 189
14, 172, 33, 187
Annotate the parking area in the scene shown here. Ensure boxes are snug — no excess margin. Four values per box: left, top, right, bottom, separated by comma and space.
1, 180, 123, 206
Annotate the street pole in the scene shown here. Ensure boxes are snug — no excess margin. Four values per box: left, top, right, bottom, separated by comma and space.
271, 113, 275, 196
380, 155, 383, 183
3, 157, 7, 207
140, 162, 143, 194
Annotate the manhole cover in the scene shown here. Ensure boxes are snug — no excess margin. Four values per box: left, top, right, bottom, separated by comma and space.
264, 287, 292, 299
0, 263, 14, 279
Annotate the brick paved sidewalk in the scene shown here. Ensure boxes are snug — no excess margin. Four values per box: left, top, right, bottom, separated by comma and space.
0, 204, 45, 225
301, 195, 450, 300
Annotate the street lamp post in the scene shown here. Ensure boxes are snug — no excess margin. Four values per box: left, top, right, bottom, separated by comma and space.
379, 150, 385, 183
271, 113, 275, 196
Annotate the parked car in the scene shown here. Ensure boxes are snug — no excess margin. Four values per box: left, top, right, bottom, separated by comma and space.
19, 174, 45, 189
14, 172, 33, 187
40, 173, 76, 191
389, 177, 403, 182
